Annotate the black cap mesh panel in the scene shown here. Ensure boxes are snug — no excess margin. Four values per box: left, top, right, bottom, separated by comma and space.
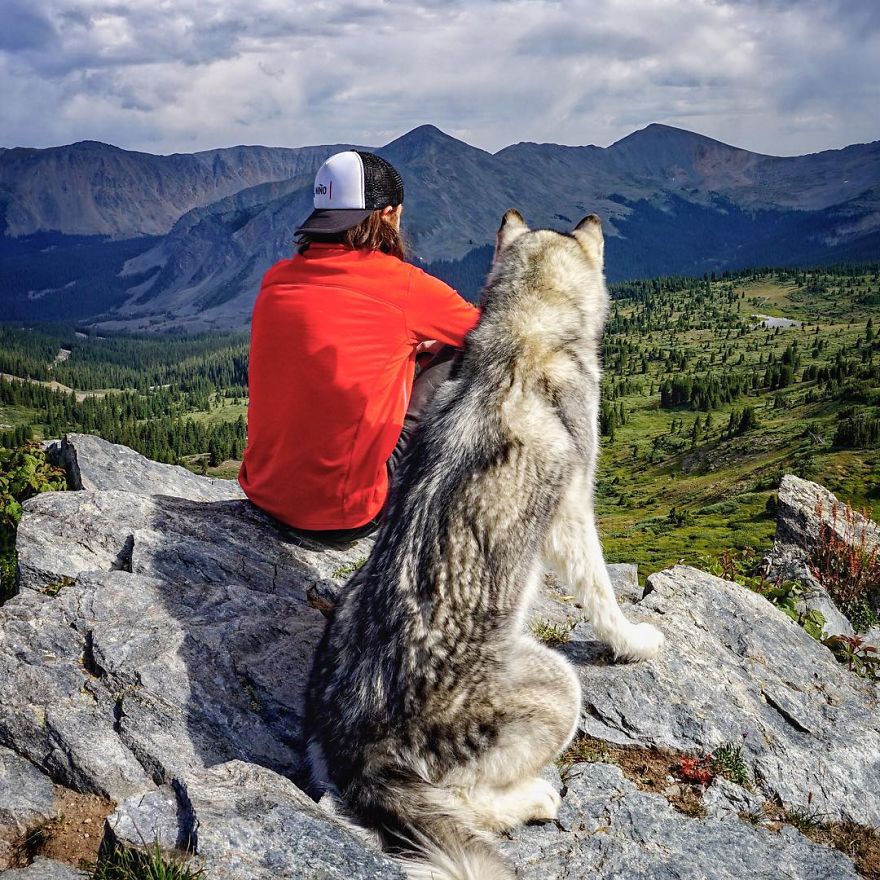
357, 151, 404, 209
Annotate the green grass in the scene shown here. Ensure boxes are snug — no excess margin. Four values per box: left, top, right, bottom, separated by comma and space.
595, 271, 880, 579
0, 404, 41, 432
331, 558, 368, 579
711, 742, 752, 788
530, 619, 575, 647
187, 396, 249, 427
91, 843, 203, 880
784, 805, 827, 834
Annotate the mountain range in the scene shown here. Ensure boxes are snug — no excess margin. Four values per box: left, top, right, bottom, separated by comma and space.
1, 123, 878, 330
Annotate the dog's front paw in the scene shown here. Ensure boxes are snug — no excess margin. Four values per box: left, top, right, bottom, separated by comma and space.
613, 622, 665, 663
520, 776, 561, 823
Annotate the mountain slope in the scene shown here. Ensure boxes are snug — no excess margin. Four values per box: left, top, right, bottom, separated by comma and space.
0, 140, 354, 238
1, 124, 878, 328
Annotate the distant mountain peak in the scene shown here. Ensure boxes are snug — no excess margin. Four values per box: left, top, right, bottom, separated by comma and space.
400, 124, 460, 143
382, 124, 492, 160
611, 122, 735, 150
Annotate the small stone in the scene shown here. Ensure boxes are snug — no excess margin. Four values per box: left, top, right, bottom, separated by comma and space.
0, 747, 57, 870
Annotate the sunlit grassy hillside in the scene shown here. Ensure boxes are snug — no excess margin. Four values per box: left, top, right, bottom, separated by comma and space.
1, 265, 878, 579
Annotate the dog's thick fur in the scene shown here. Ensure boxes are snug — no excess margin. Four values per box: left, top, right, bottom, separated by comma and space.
304, 210, 665, 879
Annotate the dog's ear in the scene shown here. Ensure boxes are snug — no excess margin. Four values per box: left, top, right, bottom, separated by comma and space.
496, 209, 529, 255
572, 214, 604, 267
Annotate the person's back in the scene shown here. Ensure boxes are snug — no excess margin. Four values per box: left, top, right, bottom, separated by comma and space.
239, 150, 479, 535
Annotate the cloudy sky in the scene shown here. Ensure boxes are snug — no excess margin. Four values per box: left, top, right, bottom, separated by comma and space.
1, 0, 878, 156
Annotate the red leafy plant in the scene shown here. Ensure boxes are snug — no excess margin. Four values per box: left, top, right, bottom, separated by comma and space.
676, 756, 715, 787
823, 635, 880, 681
810, 500, 880, 631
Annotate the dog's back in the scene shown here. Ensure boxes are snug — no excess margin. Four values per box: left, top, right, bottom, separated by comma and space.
305, 211, 662, 879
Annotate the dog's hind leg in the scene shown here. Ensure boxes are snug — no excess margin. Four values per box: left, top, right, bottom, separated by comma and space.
545, 471, 665, 662
442, 639, 581, 831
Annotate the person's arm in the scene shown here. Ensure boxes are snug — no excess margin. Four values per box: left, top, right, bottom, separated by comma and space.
405, 266, 480, 347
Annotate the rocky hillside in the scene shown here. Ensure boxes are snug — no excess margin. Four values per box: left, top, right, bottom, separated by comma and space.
2, 124, 879, 327
1, 435, 878, 878
0, 141, 356, 240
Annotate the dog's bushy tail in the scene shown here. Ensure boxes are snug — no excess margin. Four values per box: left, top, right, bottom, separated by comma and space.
352, 773, 514, 880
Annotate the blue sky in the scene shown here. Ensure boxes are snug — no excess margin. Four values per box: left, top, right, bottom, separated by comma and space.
1, 0, 878, 155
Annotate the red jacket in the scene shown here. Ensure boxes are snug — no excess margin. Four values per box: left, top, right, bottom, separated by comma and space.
239, 244, 480, 529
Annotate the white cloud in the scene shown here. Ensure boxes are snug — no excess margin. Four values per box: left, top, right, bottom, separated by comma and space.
0, 0, 877, 155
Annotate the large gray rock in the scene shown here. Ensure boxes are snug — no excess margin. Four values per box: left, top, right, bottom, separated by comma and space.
48, 433, 245, 501
501, 762, 860, 879
15, 489, 372, 600
2, 441, 876, 877
5, 480, 374, 806
775, 474, 879, 554
185, 762, 402, 879
565, 565, 880, 828
107, 762, 404, 879
0, 748, 57, 870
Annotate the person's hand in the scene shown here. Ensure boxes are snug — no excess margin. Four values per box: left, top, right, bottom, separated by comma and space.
416, 339, 442, 355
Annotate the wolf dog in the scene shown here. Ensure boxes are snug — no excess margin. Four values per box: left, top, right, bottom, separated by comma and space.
304, 210, 665, 880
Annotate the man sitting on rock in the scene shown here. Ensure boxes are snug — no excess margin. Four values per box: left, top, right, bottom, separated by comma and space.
239, 150, 479, 543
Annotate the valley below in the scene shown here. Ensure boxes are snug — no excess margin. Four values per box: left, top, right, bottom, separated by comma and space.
2, 264, 878, 589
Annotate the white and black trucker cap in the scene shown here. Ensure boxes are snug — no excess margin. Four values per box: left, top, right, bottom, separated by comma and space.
296, 150, 404, 235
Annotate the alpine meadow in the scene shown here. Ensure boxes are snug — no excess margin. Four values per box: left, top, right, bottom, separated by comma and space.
3, 263, 878, 604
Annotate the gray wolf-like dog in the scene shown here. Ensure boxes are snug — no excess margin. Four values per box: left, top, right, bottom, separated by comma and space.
304, 210, 665, 879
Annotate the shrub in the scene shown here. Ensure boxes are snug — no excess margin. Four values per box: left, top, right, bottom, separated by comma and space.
677, 755, 715, 786
823, 635, 880, 681
711, 742, 752, 787
1, 444, 68, 603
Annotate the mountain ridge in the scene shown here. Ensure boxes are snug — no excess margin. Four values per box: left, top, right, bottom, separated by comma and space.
1, 122, 879, 329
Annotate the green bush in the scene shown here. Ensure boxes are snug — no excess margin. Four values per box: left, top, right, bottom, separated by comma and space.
0, 443, 68, 602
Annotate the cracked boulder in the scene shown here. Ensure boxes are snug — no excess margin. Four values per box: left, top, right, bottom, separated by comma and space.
3, 518, 366, 800
561, 565, 880, 828
109, 761, 404, 879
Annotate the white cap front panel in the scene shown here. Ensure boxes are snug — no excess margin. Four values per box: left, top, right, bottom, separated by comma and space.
313, 151, 365, 209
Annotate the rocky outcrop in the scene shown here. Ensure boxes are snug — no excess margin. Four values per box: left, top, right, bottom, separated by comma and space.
765, 474, 879, 637
45, 433, 244, 501
1, 437, 878, 878
568, 565, 880, 827
503, 763, 861, 880
774, 475, 879, 554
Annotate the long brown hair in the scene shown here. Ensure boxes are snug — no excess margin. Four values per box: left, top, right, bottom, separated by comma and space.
297, 210, 406, 260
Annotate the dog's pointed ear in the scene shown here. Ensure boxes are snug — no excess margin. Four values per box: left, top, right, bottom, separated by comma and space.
572, 214, 604, 266
496, 209, 529, 255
